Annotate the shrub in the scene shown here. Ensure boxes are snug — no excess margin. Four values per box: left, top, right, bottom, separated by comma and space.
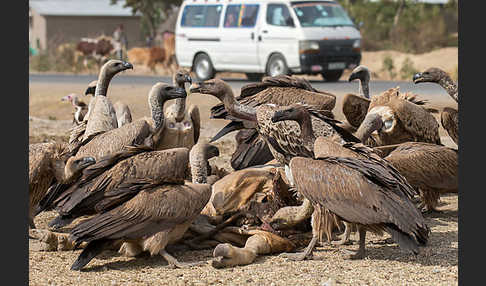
381, 55, 396, 80
399, 57, 418, 80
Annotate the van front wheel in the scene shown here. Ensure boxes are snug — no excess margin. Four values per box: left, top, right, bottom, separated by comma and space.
321, 70, 343, 82
266, 54, 289, 77
193, 53, 215, 81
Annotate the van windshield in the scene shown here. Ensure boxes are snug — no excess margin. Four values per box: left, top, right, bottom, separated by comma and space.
291, 1, 354, 28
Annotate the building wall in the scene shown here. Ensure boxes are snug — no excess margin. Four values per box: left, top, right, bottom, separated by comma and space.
31, 10, 47, 50
39, 15, 143, 50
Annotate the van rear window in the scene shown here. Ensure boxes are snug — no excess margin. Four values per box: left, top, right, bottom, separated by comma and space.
181, 5, 223, 27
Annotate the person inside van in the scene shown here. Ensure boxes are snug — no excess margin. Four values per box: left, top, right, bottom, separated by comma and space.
225, 13, 237, 27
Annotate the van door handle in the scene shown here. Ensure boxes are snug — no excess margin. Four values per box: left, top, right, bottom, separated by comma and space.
262, 30, 268, 34
251, 32, 255, 40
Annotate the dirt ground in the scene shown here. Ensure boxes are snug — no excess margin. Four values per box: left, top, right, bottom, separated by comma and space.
28, 59, 458, 285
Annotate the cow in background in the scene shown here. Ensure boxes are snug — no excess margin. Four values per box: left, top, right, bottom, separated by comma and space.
75, 35, 120, 70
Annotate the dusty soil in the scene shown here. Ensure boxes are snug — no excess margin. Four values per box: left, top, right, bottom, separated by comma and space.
29, 74, 458, 285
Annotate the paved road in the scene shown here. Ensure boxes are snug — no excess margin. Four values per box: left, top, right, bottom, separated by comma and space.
29, 73, 453, 102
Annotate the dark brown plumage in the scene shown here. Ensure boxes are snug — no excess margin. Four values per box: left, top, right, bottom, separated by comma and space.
29, 142, 95, 228
355, 87, 441, 146
68, 143, 217, 270
207, 75, 336, 170
413, 67, 458, 145
284, 150, 429, 260
441, 107, 458, 145
382, 142, 458, 212
46, 146, 189, 229
342, 65, 372, 131
191, 79, 356, 166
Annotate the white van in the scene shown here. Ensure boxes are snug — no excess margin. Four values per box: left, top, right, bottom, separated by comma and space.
175, 0, 362, 82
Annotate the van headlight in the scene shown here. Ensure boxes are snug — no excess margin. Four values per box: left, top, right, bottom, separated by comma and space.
352, 39, 361, 52
299, 40, 320, 54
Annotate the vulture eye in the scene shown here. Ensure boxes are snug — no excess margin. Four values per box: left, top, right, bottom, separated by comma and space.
383, 119, 393, 130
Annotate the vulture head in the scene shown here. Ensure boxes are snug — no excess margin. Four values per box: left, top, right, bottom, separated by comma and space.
413, 67, 448, 84
63, 156, 96, 181
61, 93, 79, 105
348, 65, 370, 83
271, 104, 308, 124
190, 78, 232, 102
173, 69, 192, 88
84, 80, 98, 96
150, 82, 188, 102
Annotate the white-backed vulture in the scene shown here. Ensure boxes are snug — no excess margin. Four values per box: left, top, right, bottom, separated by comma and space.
29, 142, 95, 229
70, 82, 187, 161
191, 78, 357, 167
341, 65, 372, 131
208, 75, 336, 170
83, 60, 132, 139
68, 142, 218, 270
355, 87, 441, 146
413, 67, 458, 145
85, 80, 133, 128
281, 145, 429, 260
156, 69, 200, 150
45, 145, 190, 229
377, 141, 458, 213
61, 93, 88, 125
69, 60, 133, 144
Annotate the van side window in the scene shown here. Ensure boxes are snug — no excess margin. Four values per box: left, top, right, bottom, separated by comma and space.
181, 5, 222, 27
266, 4, 293, 27
224, 4, 259, 28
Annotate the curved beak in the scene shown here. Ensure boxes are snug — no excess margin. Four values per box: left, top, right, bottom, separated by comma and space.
184, 74, 192, 85
123, 61, 133, 70
412, 72, 423, 84
85, 86, 96, 96
271, 110, 287, 123
348, 72, 359, 82
168, 87, 188, 99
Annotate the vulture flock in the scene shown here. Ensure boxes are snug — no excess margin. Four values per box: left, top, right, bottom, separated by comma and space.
30, 59, 458, 271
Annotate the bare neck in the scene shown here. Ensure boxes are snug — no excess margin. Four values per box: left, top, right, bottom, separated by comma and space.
95, 69, 114, 97
359, 78, 370, 99
298, 113, 316, 144
174, 81, 187, 122
221, 88, 257, 122
190, 148, 207, 184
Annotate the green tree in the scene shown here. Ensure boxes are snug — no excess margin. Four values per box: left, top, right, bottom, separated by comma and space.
110, 0, 183, 39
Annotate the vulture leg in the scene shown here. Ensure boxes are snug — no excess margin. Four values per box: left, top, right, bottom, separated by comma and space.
418, 188, 442, 214
343, 226, 366, 260
332, 221, 353, 246
279, 209, 320, 261
160, 249, 206, 269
